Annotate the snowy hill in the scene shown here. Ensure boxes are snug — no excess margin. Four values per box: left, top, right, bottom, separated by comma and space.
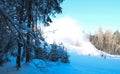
1, 17, 120, 74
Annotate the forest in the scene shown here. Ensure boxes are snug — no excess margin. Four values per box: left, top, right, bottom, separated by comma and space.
90, 27, 120, 55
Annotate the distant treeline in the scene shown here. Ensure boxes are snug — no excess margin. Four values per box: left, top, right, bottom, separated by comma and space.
89, 27, 120, 55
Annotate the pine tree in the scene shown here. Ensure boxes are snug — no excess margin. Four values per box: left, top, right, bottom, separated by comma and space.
0, 0, 64, 69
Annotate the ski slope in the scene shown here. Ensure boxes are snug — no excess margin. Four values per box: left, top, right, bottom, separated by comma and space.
1, 17, 120, 74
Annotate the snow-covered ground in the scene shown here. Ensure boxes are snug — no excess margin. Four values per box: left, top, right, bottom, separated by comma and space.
48, 53, 120, 74
1, 52, 120, 74
1, 17, 120, 74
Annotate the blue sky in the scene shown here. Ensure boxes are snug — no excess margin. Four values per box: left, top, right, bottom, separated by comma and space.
56, 0, 120, 33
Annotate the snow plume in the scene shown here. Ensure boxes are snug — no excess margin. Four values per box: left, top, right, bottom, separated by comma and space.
44, 16, 85, 44
43, 16, 100, 55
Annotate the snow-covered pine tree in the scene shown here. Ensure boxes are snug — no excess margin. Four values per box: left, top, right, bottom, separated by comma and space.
0, 0, 67, 69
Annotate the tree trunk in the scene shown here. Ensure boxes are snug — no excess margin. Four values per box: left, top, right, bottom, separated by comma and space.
26, 0, 32, 63
16, 39, 21, 70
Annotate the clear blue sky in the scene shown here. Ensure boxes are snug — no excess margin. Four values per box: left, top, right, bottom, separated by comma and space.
57, 0, 120, 33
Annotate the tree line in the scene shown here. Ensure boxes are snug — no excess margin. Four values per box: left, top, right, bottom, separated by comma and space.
89, 27, 120, 55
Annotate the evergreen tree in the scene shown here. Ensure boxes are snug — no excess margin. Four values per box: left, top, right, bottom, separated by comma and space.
0, 0, 65, 69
